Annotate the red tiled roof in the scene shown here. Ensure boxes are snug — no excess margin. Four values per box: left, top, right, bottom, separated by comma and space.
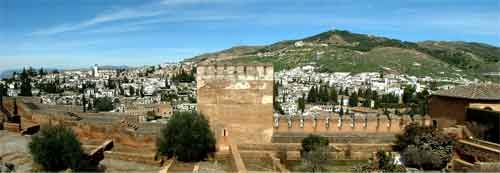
433, 84, 500, 100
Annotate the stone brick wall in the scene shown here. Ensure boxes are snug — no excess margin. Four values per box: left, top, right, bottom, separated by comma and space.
274, 115, 430, 135
429, 95, 499, 128
11, 97, 160, 149
197, 64, 274, 144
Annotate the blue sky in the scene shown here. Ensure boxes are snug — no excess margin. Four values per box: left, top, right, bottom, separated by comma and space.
1, 0, 499, 71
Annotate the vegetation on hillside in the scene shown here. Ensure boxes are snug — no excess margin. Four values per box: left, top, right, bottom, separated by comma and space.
186, 29, 500, 81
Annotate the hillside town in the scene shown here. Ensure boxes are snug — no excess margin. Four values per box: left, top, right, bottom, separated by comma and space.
0, 63, 477, 122
1, 61, 500, 172
2, 0, 500, 172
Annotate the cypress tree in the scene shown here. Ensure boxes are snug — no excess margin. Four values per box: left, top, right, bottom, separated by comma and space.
129, 86, 135, 96
13, 98, 18, 115
0, 84, 3, 110
140, 86, 145, 98
339, 105, 344, 117
19, 68, 33, 96
349, 92, 358, 107
307, 86, 316, 103
358, 88, 363, 98
329, 87, 338, 104
82, 95, 86, 113
298, 94, 306, 113
321, 85, 329, 103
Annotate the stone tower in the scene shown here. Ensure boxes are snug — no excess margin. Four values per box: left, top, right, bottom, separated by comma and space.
197, 63, 274, 144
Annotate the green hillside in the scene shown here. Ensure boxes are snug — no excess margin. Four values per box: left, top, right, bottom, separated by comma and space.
185, 30, 500, 81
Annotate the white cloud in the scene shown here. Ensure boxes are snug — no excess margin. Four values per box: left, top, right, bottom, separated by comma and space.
30, 7, 166, 36
29, 0, 243, 36
84, 25, 148, 34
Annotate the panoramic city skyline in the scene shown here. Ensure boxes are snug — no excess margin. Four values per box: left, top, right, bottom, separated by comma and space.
1, 0, 499, 71
1, 1, 500, 172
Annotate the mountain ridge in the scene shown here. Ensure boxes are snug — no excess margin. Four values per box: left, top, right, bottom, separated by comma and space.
184, 29, 500, 81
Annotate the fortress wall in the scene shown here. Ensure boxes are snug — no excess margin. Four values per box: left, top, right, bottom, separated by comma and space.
197, 64, 274, 144
273, 115, 431, 136
9, 98, 159, 149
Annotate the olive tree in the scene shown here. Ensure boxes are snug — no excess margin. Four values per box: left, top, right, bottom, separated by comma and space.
29, 124, 87, 171
394, 123, 454, 170
157, 111, 216, 162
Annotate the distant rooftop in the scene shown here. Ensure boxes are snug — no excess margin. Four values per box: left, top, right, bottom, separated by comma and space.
197, 62, 273, 67
433, 83, 500, 100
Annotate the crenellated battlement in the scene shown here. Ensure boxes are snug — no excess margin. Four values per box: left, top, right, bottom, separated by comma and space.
196, 63, 274, 81
273, 114, 431, 134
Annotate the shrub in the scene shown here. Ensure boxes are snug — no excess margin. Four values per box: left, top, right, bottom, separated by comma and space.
300, 146, 329, 172
94, 97, 114, 112
300, 134, 329, 156
394, 123, 454, 170
300, 134, 329, 172
28, 124, 87, 171
157, 111, 216, 162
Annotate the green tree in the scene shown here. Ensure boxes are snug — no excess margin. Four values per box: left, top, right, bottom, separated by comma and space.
348, 92, 358, 107
39, 67, 46, 77
318, 85, 329, 103
13, 98, 18, 115
29, 124, 88, 171
275, 101, 285, 114
82, 95, 86, 113
300, 146, 328, 172
307, 86, 317, 103
301, 134, 329, 156
402, 86, 416, 105
273, 81, 280, 112
157, 111, 216, 162
19, 68, 32, 96
140, 85, 145, 98
0, 84, 4, 110
94, 97, 114, 112
172, 69, 195, 83
339, 105, 344, 117
0, 83, 7, 96
129, 86, 135, 96
394, 123, 454, 170
119, 85, 124, 96
300, 134, 329, 172
362, 98, 371, 107
329, 87, 338, 104
298, 94, 306, 113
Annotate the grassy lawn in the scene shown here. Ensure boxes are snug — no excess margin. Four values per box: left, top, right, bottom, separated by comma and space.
284, 160, 368, 172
